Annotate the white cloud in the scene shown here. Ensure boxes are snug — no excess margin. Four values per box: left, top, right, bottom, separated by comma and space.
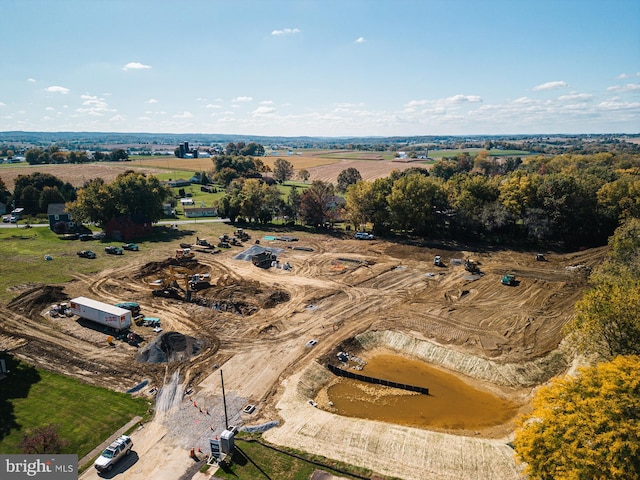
27, 78, 36, 83
76, 95, 115, 116
0, 101, 5, 107
253, 106, 276, 115
45, 106, 55, 111
532, 81, 568, 91
272, 27, 300, 36
598, 100, 640, 110
173, 111, 193, 118
233, 96, 253, 102
558, 93, 593, 101
260, 100, 274, 105
110, 114, 127, 122
45, 85, 70, 94
355, 37, 366, 44
146, 98, 158, 104
617, 73, 630, 79
440, 94, 482, 104
123, 62, 152, 70
606, 83, 640, 93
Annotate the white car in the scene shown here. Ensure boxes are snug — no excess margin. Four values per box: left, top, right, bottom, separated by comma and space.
354, 232, 374, 240
94, 435, 133, 472
305, 339, 318, 347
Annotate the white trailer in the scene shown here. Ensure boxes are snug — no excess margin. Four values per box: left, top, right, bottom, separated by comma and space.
69, 297, 132, 331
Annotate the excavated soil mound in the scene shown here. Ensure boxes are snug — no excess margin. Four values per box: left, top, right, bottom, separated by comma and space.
135, 258, 209, 279
137, 331, 206, 363
192, 278, 290, 315
7, 285, 68, 317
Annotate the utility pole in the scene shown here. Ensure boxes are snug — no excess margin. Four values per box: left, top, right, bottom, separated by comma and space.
221, 369, 228, 429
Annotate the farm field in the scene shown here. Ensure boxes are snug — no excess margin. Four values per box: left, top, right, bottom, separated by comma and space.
0, 150, 431, 191
0, 218, 606, 480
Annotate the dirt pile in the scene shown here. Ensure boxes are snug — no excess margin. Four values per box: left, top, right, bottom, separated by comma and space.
137, 331, 206, 364
7, 285, 68, 317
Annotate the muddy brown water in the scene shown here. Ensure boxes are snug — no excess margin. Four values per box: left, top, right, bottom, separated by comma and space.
325, 354, 519, 431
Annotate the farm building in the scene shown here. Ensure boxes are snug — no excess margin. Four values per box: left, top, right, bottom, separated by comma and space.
104, 214, 152, 241
184, 207, 217, 218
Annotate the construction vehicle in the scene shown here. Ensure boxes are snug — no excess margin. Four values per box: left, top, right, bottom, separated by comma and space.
252, 250, 277, 269
150, 265, 209, 301
195, 237, 214, 248
69, 297, 132, 331
464, 259, 480, 273
230, 236, 243, 246
235, 228, 250, 242
218, 234, 231, 248
433, 255, 443, 267
536, 253, 547, 262
501, 273, 517, 286
175, 248, 195, 260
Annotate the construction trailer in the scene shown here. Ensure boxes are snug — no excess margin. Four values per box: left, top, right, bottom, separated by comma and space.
69, 297, 132, 331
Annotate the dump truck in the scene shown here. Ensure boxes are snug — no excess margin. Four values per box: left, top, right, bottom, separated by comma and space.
252, 250, 277, 269
69, 297, 132, 331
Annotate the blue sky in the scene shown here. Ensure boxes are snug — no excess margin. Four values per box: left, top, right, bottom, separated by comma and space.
1, 0, 639, 136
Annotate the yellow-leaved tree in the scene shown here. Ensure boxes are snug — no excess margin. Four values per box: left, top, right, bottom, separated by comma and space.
513, 355, 640, 479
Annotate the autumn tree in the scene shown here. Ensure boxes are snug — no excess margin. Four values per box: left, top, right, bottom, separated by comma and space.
513, 356, 640, 480
298, 169, 310, 183
273, 158, 294, 184
299, 180, 337, 226
568, 218, 640, 359
0, 176, 10, 204
336, 167, 362, 193
68, 172, 171, 226
19, 424, 69, 454
344, 180, 375, 230
387, 173, 444, 235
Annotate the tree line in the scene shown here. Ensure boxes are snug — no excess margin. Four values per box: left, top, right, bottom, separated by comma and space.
514, 218, 640, 479
23, 146, 129, 165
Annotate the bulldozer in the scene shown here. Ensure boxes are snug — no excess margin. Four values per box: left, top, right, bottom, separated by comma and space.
234, 228, 250, 242
195, 237, 214, 248
464, 259, 480, 274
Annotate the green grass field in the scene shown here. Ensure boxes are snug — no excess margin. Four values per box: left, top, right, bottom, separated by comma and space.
211, 436, 398, 480
0, 355, 148, 456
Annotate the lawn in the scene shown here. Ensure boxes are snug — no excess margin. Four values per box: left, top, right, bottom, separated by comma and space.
0, 355, 148, 456
0, 227, 108, 303
211, 436, 399, 480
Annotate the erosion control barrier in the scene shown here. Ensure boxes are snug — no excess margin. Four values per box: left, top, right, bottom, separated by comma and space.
327, 364, 429, 395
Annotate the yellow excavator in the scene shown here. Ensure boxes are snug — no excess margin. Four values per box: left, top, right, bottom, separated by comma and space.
150, 265, 210, 301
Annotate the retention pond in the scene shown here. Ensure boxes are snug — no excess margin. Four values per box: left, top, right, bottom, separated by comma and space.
323, 353, 520, 432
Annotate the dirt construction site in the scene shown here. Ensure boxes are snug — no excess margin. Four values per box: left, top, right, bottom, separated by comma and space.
0, 229, 608, 480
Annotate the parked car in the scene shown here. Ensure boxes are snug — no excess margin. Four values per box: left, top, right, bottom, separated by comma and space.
305, 339, 318, 347
2, 215, 10, 223
77, 250, 96, 259
354, 232, 374, 240
122, 243, 139, 251
105, 246, 124, 255
9, 215, 18, 223
94, 435, 133, 473
79, 234, 94, 241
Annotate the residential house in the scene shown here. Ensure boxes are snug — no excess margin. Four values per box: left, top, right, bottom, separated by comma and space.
47, 203, 73, 233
